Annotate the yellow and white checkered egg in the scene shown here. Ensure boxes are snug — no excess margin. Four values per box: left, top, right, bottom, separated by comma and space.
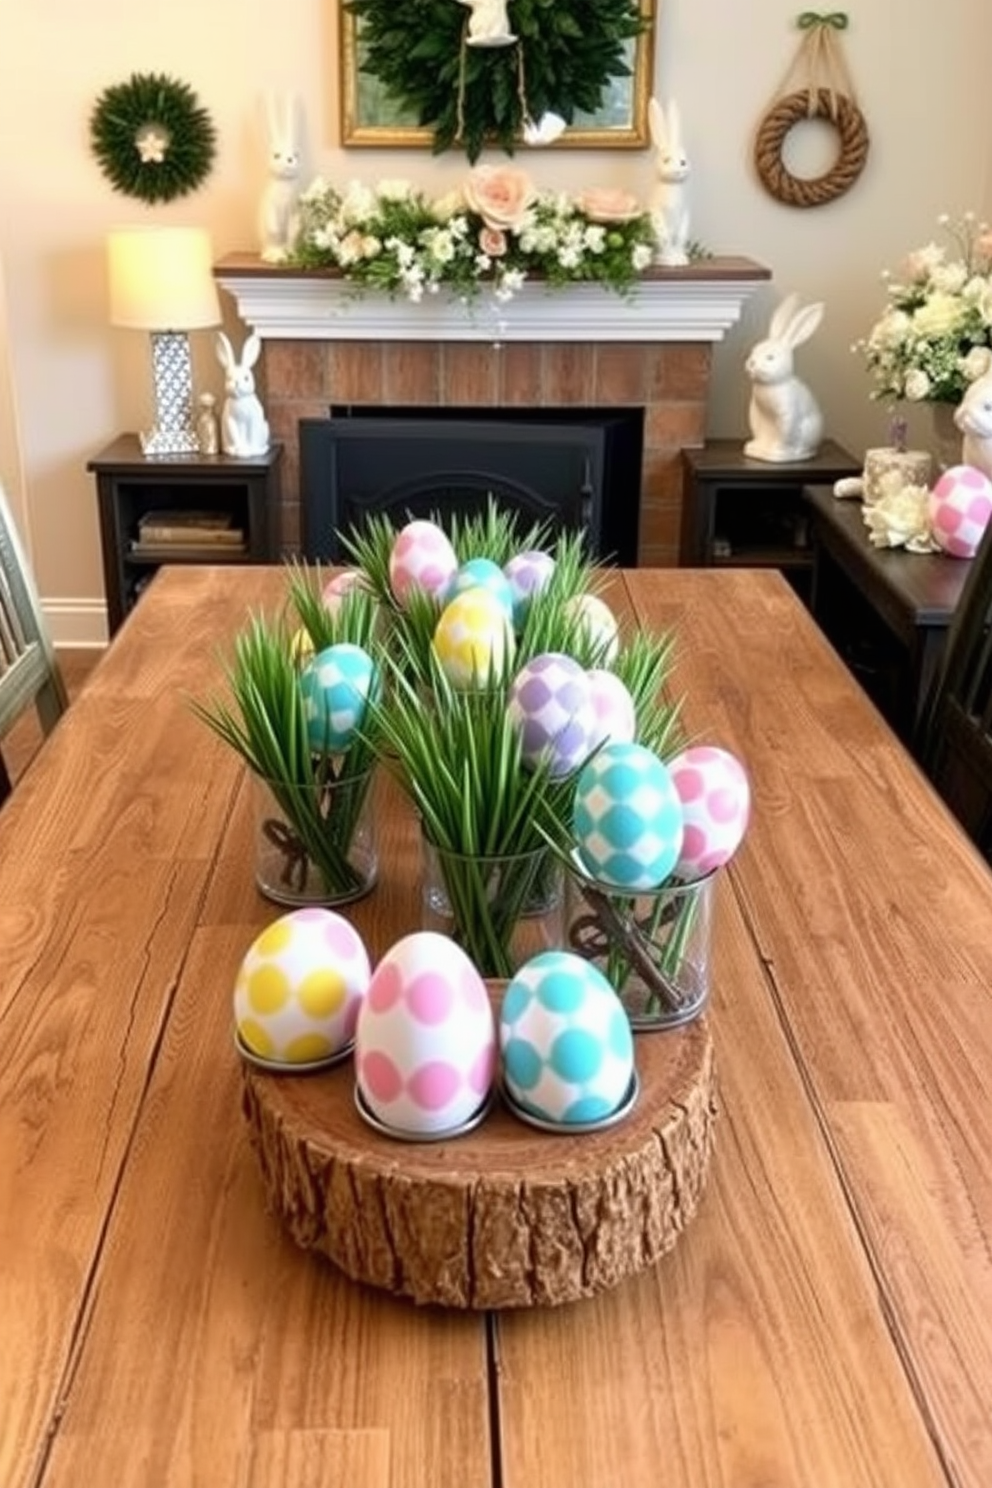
233, 908, 371, 1065
433, 585, 515, 689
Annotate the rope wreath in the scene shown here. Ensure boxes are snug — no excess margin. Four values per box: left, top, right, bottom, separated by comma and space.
753, 12, 869, 208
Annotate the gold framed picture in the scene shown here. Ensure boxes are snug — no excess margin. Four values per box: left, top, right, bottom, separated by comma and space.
339, 0, 656, 150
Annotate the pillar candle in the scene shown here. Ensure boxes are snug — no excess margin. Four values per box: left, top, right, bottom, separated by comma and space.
862, 447, 933, 506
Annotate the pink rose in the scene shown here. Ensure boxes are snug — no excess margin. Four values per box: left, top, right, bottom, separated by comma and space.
464, 166, 535, 231
479, 226, 507, 258
577, 187, 642, 225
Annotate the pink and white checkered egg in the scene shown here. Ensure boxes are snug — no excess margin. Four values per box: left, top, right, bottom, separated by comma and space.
929, 465, 992, 559
587, 668, 637, 749
388, 520, 459, 607
321, 568, 372, 617
669, 745, 751, 880
355, 932, 497, 1136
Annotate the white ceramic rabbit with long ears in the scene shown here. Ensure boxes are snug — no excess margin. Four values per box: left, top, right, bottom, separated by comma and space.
954, 352, 992, 481
648, 97, 690, 266
744, 292, 826, 463
216, 331, 270, 457
258, 91, 302, 264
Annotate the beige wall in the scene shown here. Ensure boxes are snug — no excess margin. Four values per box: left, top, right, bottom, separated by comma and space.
1, 0, 989, 640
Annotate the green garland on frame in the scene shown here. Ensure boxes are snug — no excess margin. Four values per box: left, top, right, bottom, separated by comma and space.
347, 0, 646, 162
89, 72, 217, 204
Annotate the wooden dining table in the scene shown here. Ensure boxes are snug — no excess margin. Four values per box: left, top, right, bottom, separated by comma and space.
3, 563, 991, 1488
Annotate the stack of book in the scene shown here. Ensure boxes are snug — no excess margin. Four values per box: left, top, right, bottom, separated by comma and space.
131, 509, 247, 558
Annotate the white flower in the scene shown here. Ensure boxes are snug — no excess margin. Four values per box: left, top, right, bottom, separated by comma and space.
340, 181, 376, 224
913, 291, 967, 338
557, 246, 582, 271
583, 225, 607, 253
376, 179, 412, 201
632, 243, 653, 272
904, 368, 932, 400
426, 228, 456, 264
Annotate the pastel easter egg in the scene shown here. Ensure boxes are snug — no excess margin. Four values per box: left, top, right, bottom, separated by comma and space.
669, 744, 751, 880
563, 592, 620, 663
355, 931, 497, 1137
586, 668, 637, 750
928, 465, 992, 558
300, 642, 378, 754
234, 908, 371, 1065
321, 568, 371, 617
503, 549, 556, 628
500, 951, 634, 1126
573, 741, 683, 890
447, 557, 514, 617
507, 652, 597, 778
389, 520, 459, 607
433, 586, 515, 689
289, 626, 315, 665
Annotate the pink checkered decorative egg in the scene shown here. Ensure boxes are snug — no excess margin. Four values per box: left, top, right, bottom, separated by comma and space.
355, 932, 497, 1137
388, 520, 459, 607
669, 745, 751, 880
586, 668, 637, 750
928, 465, 992, 559
321, 568, 371, 617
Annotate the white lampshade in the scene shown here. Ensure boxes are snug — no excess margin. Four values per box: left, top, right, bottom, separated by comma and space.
107, 226, 220, 331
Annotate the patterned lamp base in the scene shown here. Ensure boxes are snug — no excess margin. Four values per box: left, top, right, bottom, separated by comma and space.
141, 330, 200, 456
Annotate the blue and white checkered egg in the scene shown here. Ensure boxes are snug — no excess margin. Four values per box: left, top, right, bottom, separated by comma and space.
573, 741, 683, 889
507, 652, 597, 778
503, 549, 555, 628
300, 642, 378, 754
500, 951, 634, 1124
447, 558, 514, 618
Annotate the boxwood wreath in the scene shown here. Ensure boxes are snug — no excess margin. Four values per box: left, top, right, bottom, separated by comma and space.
89, 72, 216, 203
347, 0, 647, 162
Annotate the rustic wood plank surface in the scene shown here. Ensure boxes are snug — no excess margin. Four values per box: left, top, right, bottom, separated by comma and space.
1, 563, 990, 1488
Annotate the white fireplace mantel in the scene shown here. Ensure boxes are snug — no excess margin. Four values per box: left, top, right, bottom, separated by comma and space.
214, 254, 770, 344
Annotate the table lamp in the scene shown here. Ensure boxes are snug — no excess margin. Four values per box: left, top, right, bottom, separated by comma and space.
107, 226, 220, 457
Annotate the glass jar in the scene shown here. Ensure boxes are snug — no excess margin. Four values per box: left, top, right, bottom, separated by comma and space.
252, 769, 377, 908
421, 839, 563, 980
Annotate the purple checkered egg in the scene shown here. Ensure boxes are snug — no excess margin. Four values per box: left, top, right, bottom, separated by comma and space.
587, 669, 637, 750
507, 652, 596, 778
503, 550, 556, 628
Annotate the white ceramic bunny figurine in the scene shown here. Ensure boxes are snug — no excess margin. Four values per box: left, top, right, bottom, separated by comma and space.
744, 292, 826, 463
258, 92, 302, 264
216, 331, 270, 457
954, 369, 992, 481
648, 97, 690, 267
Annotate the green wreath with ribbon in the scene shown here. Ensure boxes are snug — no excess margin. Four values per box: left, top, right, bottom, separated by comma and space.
347, 0, 647, 162
89, 72, 217, 204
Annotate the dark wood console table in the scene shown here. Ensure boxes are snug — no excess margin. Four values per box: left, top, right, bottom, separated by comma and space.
804, 483, 970, 744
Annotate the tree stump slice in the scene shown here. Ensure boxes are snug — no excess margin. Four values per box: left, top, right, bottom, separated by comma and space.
241, 1016, 717, 1309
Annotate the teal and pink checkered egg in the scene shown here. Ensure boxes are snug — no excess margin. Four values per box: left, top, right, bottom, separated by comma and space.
507, 652, 597, 778
573, 741, 683, 889
928, 465, 992, 558
587, 668, 637, 749
233, 908, 371, 1065
300, 642, 377, 754
499, 951, 634, 1125
503, 549, 555, 627
355, 932, 497, 1136
433, 586, 515, 689
447, 557, 514, 618
563, 592, 620, 663
669, 744, 750, 879
389, 520, 459, 607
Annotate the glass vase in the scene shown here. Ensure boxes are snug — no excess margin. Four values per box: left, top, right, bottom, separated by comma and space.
565, 867, 717, 1030
252, 768, 377, 908
421, 840, 563, 980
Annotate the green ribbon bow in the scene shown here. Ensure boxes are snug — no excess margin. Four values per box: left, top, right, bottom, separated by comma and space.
797, 10, 849, 27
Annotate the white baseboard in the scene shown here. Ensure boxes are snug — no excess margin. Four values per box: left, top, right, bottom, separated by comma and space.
44, 597, 109, 648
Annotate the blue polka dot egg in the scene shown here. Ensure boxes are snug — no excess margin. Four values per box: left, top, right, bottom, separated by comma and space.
573, 741, 684, 890
500, 952, 634, 1125
300, 642, 378, 754
447, 557, 514, 619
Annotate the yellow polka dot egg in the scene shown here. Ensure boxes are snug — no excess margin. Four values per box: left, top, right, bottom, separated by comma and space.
234, 908, 371, 1067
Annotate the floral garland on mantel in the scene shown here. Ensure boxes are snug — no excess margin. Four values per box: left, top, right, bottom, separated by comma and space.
289, 165, 658, 304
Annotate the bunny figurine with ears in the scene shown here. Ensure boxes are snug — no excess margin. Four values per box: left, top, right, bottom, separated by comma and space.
648, 97, 690, 267
744, 292, 826, 463
216, 332, 270, 458
258, 91, 302, 264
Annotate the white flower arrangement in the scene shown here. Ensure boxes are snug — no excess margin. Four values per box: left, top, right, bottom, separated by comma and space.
856, 213, 992, 406
290, 166, 657, 304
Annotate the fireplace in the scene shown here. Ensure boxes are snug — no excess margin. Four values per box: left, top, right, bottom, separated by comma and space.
300, 405, 643, 563
213, 256, 770, 566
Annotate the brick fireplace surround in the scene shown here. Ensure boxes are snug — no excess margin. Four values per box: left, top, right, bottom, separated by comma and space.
215, 256, 768, 567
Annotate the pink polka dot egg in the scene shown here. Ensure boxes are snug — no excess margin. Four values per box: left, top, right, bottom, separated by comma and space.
233, 908, 371, 1068
355, 931, 497, 1138
668, 745, 751, 881
388, 520, 459, 607
928, 465, 992, 558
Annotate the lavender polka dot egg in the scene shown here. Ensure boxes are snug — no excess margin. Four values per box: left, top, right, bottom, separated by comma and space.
500, 951, 634, 1125
928, 465, 992, 558
300, 642, 378, 754
388, 520, 459, 607
503, 549, 555, 628
669, 744, 751, 880
507, 652, 597, 778
234, 908, 371, 1065
573, 741, 684, 890
355, 932, 497, 1137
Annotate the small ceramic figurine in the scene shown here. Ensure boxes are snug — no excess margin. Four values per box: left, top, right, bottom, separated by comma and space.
648, 97, 691, 267
744, 292, 825, 463
457, 0, 516, 46
954, 369, 992, 482
258, 92, 302, 264
215, 332, 270, 458
196, 392, 219, 456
